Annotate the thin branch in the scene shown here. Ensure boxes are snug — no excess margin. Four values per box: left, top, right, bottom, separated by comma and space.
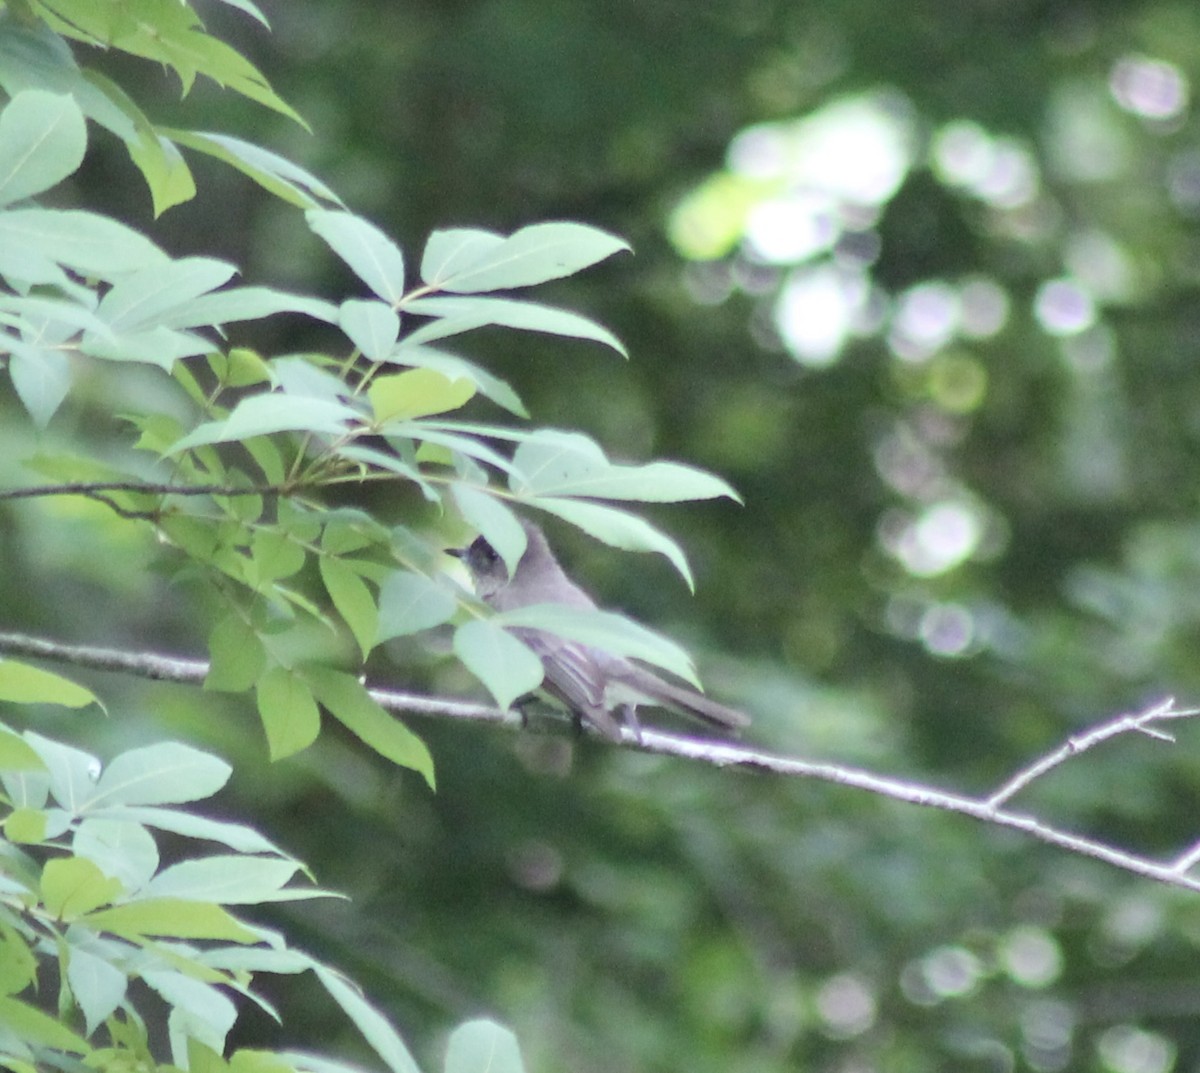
1170, 839, 1200, 873
0, 482, 290, 502
3, 631, 1200, 894
986, 697, 1200, 808
0, 633, 502, 723
1, 482, 304, 522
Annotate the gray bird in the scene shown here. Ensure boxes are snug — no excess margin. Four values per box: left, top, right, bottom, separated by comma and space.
452, 518, 749, 740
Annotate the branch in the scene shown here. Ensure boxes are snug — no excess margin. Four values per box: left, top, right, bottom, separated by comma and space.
0, 481, 300, 522
0, 482, 290, 502
987, 696, 1197, 808
0, 633, 503, 724
2, 631, 1199, 894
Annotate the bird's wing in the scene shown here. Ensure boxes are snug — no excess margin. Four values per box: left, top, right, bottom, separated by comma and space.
608, 662, 750, 729
513, 628, 624, 740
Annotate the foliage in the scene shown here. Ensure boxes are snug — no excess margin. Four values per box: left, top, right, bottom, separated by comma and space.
7, 0, 1200, 1072
0, 1, 736, 1069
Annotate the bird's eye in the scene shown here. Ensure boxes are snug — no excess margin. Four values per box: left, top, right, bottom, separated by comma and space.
469, 536, 498, 566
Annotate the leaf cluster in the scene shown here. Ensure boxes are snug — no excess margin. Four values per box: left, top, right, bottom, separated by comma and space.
0, 60, 737, 763
0, 1, 748, 1070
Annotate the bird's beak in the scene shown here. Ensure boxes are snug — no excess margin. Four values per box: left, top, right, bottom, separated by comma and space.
445, 546, 466, 560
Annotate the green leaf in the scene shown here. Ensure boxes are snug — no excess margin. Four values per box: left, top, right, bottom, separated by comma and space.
66, 66, 196, 212
211, 0, 270, 27
84, 898, 260, 943
245, 432, 289, 484
321, 509, 390, 554
0, 291, 114, 341
0, 238, 70, 289
390, 345, 527, 417
91, 742, 232, 808
336, 443, 433, 493
158, 513, 221, 563
0, 659, 98, 708
305, 668, 434, 788
420, 222, 630, 293
255, 666, 321, 760
418, 229, 501, 289
0, 90, 86, 207
73, 817, 160, 892
453, 620, 543, 710
526, 497, 695, 590
229, 1050, 302, 1073
129, 406, 188, 453
403, 295, 626, 355
369, 368, 476, 424
66, 3, 305, 128
4, 807, 46, 843
307, 210, 406, 303
271, 355, 351, 402
0, 729, 45, 773
145, 856, 303, 905
319, 556, 379, 657
163, 129, 343, 209
445, 1019, 527, 1073
81, 323, 212, 369
206, 615, 267, 692
169, 393, 360, 452
162, 286, 338, 329
106, 807, 289, 857
0, 22, 132, 140
209, 347, 271, 387
249, 527, 307, 587
23, 732, 99, 812
96, 256, 237, 330
41, 857, 123, 920
450, 485, 527, 581
126, 123, 196, 216
494, 604, 699, 687
0, 927, 38, 997
386, 423, 523, 480
143, 969, 236, 1054
66, 943, 127, 1037
0, 207, 166, 280
9, 346, 71, 428
0, 996, 88, 1053
313, 965, 423, 1073
376, 570, 457, 640
195, 948, 315, 976
511, 429, 740, 502
340, 298, 399, 360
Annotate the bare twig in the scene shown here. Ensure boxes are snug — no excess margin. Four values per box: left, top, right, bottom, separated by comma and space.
3, 631, 1200, 894
986, 697, 1200, 808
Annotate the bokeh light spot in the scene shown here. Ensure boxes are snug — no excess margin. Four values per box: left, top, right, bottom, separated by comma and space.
816, 972, 877, 1038
1000, 926, 1063, 988
1110, 55, 1188, 121
921, 945, 984, 998
1096, 1026, 1175, 1073
919, 603, 975, 657
959, 276, 1010, 338
1034, 278, 1095, 335
776, 265, 865, 365
929, 353, 988, 413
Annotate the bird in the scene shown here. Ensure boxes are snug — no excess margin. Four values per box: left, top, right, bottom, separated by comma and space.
451, 518, 749, 740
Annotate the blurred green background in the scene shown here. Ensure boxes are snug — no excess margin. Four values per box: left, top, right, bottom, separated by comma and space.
11, 0, 1200, 1070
